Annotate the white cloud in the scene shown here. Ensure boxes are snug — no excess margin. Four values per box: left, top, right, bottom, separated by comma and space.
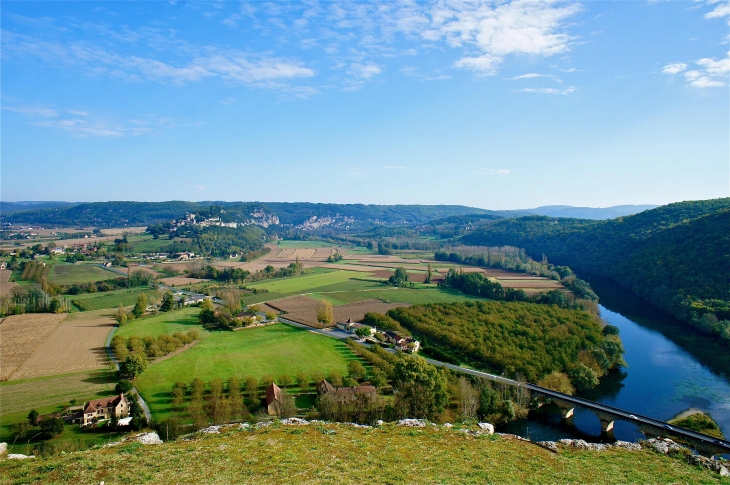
514, 86, 576, 95
508, 72, 563, 82
662, 63, 687, 74
472, 169, 512, 175
2, 106, 59, 118
417, 0, 581, 75
704, 1, 730, 22
662, 53, 729, 87
349, 62, 382, 79
220, 97, 236, 105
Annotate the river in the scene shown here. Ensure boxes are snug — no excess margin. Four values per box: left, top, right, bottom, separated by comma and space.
500, 276, 730, 443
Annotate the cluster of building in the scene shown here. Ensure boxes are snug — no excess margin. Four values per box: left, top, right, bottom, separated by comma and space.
335, 318, 420, 353
47, 394, 132, 428
172, 210, 280, 230
265, 380, 377, 416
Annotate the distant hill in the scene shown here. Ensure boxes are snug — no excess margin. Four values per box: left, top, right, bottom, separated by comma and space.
0, 201, 79, 214
521, 204, 658, 220
460, 198, 730, 343
0, 201, 491, 228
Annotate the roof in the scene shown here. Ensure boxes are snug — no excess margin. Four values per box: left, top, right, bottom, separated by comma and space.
317, 380, 335, 394
266, 383, 282, 405
84, 394, 126, 414
334, 386, 376, 395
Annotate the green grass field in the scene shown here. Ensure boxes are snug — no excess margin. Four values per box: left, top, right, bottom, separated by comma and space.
50, 264, 118, 285
72, 287, 161, 311
115, 307, 204, 339
1, 424, 723, 484
0, 369, 119, 452
135, 324, 357, 420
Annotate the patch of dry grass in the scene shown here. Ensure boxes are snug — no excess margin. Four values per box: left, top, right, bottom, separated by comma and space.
0, 314, 66, 381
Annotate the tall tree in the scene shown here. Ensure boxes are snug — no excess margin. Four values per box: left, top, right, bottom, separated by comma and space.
316, 299, 334, 329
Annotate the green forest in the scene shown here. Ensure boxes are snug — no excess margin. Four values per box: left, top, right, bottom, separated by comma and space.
460, 199, 730, 345
386, 301, 625, 390
168, 225, 266, 257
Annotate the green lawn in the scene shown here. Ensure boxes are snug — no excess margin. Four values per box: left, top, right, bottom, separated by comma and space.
246, 270, 368, 293
135, 324, 358, 420
0, 369, 119, 453
115, 307, 204, 339
50, 264, 118, 285
72, 287, 161, 311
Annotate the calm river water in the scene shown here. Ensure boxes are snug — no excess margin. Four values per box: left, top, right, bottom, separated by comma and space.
500, 276, 730, 443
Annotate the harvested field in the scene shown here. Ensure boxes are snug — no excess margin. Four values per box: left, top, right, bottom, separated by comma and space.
0, 314, 66, 381
50, 263, 116, 285
10, 310, 115, 380
0, 269, 18, 297
159, 276, 210, 286
0, 370, 115, 416
266, 295, 407, 327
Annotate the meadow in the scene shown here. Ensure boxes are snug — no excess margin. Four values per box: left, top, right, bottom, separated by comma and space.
115, 307, 203, 339
135, 324, 357, 420
50, 263, 118, 285
72, 287, 161, 311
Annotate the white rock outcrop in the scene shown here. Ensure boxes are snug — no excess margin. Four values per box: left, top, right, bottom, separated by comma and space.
280, 418, 309, 426
136, 432, 163, 444
397, 419, 427, 427
0, 443, 7, 456
477, 423, 495, 435
199, 426, 221, 434
7, 454, 34, 459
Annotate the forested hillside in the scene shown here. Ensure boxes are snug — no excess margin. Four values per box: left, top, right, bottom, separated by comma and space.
460, 199, 730, 344
1, 201, 491, 227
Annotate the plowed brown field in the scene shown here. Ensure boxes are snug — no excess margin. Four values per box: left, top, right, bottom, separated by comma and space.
10, 310, 115, 380
0, 314, 66, 381
265, 295, 407, 328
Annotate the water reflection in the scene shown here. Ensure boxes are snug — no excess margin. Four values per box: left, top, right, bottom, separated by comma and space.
500, 276, 730, 442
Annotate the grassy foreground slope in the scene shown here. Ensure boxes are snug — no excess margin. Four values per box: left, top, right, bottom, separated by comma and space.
1, 424, 725, 485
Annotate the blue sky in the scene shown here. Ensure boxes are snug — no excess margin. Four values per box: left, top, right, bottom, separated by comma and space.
1, 0, 728, 209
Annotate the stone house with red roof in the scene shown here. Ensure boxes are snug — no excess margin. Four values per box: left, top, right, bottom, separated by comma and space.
82, 394, 129, 426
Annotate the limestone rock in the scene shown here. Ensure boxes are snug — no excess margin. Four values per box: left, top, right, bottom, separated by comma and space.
719, 466, 729, 477
0, 443, 6, 456
136, 432, 163, 444
537, 441, 559, 453
7, 454, 34, 459
613, 441, 642, 451
397, 419, 427, 427
376, 420, 384, 426
477, 423, 494, 435
281, 418, 309, 426
199, 426, 221, 434
442, 423, 453, 428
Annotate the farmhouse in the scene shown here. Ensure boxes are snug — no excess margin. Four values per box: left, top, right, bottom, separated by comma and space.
335, 318, 376, 336
266, 383, 283, 416
316, 379, 377, 405
82, 394, 130, 426
384, 331, 420, 353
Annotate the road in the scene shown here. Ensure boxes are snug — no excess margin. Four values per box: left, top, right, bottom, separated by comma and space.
274, 318, 730, 455
104, 325, 152, 423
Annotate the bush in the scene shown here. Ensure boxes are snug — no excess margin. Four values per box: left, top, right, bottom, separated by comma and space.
39, 417, 64, 438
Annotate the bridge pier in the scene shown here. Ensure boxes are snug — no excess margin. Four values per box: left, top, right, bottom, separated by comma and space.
554, 401, 575, 425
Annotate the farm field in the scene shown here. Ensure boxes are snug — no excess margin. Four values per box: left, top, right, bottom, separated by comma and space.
115, 307, 203, 339
71, 287, 161, 311
10, 310, 115, 380
266, 295, 406, 327
0, 313, 66, 381
0, 369, 116, 417
0, 269, 18, 296
309, 287, 478, 306
50, 263, 117, 285
135, 324, 358, 420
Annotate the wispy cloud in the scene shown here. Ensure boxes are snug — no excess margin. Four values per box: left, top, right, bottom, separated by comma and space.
383, 165, 431, 170
472, 169, 512, 175
662, 54, 729, 87
514, 86, 576, 95
2, 30, 315, 89
508, 73, 563, 83
662, 63, 687, 74
4, 103, 202, 137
